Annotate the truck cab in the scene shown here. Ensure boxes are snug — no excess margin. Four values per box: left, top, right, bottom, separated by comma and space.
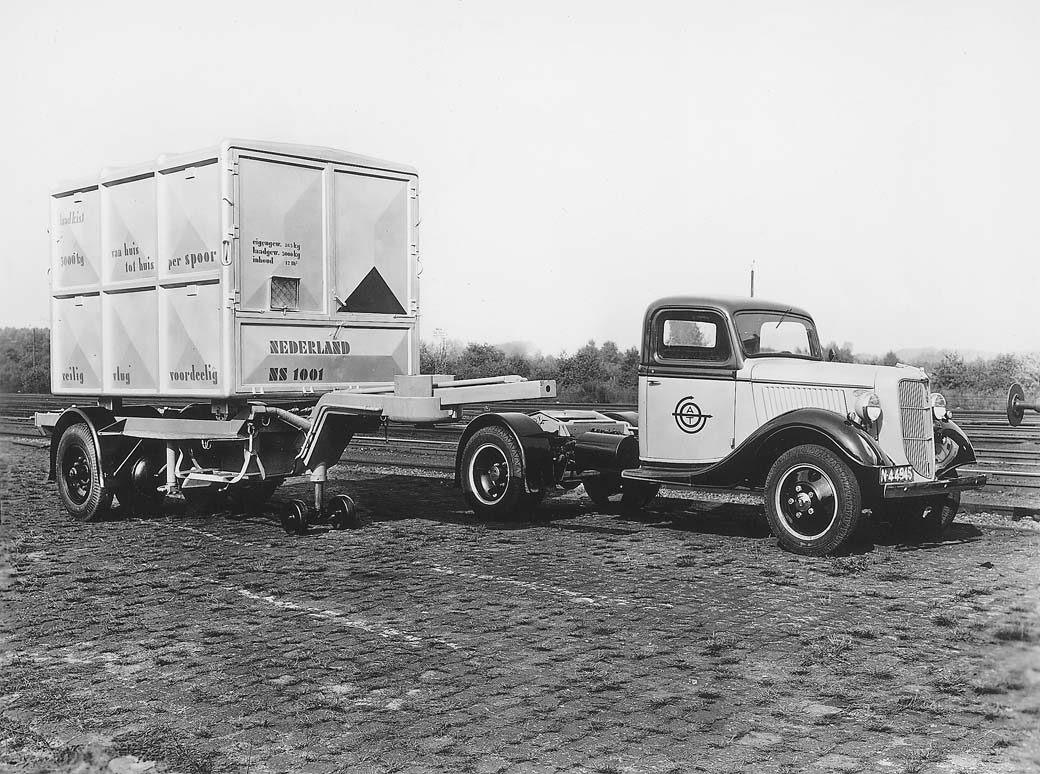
457, 295, 986, 555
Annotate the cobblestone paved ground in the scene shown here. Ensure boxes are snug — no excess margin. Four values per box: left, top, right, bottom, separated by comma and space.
1, 437, 1039, 774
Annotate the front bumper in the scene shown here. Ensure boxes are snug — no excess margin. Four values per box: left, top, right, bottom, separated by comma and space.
881, 474, 987, 500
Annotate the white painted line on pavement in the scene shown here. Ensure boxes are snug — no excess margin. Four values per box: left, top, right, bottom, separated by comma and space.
183, 573, 464, 652
418, 563, 674, 610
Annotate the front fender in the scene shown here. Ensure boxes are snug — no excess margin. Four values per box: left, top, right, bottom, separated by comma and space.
935, 418, 977, 478
454, 413, 552, 492
699, 408, 891, 487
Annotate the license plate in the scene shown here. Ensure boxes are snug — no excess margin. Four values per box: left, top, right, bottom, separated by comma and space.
880, 465, 914, 484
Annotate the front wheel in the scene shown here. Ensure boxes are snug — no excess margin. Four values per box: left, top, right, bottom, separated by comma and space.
764, 444, 862, 556
461, 426, 531, 519
56, 424, 113, 522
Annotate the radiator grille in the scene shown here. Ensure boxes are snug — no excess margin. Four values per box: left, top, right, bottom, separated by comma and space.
899, 379, 934, 478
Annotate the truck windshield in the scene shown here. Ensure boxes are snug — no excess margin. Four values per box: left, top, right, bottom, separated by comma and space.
734, 311, 822, 360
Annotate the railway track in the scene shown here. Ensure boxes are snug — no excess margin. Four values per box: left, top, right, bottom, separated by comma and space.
3, 394, 1038, 496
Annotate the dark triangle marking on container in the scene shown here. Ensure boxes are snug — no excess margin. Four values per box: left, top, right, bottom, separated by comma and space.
340, 267, 406, 315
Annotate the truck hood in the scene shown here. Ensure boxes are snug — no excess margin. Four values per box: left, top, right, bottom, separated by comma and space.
747, 358, 928, 389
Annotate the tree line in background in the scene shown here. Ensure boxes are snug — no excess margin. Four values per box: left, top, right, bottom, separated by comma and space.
0, 328, 50, 394
1, 327, 1036, 407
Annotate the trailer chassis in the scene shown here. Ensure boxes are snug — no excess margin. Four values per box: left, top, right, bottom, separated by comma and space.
36, 374, 556, 533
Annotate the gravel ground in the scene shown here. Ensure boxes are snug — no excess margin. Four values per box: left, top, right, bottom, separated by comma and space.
2, 438, 1039, 774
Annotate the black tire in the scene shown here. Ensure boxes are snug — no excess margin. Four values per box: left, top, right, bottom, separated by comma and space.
888, 491, 961, 538
621, 481, 660, 512
56, 424, 113, 522
329, 494, 369, 529
583, 475, 659, 512
281, 499, 309, 535
764, 444, 862, 556
936, 491, 961, 531
461, 426, 531, 519
583, 474, 621, 506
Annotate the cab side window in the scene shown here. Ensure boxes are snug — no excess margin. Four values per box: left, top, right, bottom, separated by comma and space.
656, 310, 731, 363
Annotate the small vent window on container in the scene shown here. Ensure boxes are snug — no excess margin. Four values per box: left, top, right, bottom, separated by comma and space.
270, 276, 300, 312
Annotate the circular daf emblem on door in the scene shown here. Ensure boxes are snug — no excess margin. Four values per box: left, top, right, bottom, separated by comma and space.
673, 396, 713, 434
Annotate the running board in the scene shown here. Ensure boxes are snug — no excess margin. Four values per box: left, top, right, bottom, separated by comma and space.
621, 465, 715, 488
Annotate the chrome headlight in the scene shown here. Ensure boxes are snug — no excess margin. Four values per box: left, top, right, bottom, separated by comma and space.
854, 392, 883, 424
930, 392, 948, 421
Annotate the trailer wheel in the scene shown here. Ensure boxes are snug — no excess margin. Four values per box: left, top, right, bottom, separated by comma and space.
329, 494, 370, 529
281, 499, 310, 535
764, 444, 862, 556
461, 426, 530, 518
56, 424, 113, 522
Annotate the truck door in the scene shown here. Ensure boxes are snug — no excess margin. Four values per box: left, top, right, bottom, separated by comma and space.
639, 308, 737, 464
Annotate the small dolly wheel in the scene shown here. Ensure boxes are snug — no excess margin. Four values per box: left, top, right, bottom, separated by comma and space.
281, 499, 310, 535
328, 494, 368, 530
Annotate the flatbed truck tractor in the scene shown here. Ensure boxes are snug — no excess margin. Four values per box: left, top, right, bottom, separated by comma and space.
456, 297, 986, 555
37, 140, 555, 533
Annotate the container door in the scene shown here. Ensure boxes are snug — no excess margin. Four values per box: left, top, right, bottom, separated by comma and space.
333, 170, 412, 318
237, 156, 326, 314
640, 309, 736, 464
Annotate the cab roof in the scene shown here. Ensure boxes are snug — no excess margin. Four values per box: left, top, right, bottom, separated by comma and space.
644, 295, 814, 323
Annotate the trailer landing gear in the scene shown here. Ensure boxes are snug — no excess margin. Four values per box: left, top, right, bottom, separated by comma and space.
279, 493, 366, 535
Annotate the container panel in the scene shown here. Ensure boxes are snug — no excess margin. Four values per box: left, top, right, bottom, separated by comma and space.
102, 290, 158, 394
51, 295, 103, 393
102, 175, 157, 288
158, 162, 220, 284
51, 189, 101, 293
239, 323, 412, 392
333, 171, 410, 315
159, 283, 224, 395
238, 157, 325, 312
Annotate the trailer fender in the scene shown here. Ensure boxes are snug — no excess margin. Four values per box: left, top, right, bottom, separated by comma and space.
455, 413, 553, 493
48, 407, 117, 484
700, 408, 891, 488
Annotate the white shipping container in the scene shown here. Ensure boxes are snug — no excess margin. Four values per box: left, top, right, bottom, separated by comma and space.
50, 140, 420, 399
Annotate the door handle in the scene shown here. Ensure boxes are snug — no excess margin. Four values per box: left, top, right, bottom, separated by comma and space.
648, 380, 661, 386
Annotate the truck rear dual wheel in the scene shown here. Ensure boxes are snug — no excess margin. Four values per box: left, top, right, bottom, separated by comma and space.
764, 444, 862, 556
56, 424, 113, 522
461, 426, 540, 519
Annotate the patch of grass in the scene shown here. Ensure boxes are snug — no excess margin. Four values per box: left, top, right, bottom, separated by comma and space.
675, 555, 698, 567
848, 625, 877, 640
930, 611, 957, 627
799, 633, 854, 667
955, 585, 992, 599
877, 570, 912, 582
900, 745, 942, 773
993, 622, 1036, 643
973, 678, 1025, 695
702, 631, 742, 656
867, 664, 895, 681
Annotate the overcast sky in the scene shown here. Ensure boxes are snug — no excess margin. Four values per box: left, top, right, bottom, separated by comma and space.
1, 0, 1036, 356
